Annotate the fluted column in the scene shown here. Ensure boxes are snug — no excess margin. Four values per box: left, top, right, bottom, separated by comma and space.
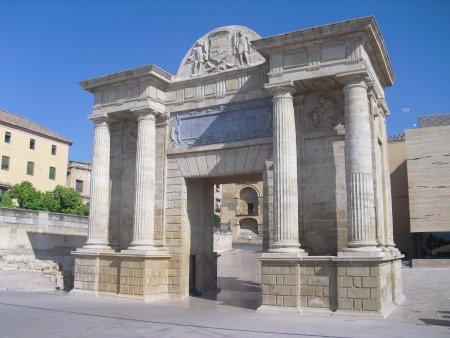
266, 82, 303, 253
128, 109, 159, 251
342, 76, 380, 252
84, 116, 111, 249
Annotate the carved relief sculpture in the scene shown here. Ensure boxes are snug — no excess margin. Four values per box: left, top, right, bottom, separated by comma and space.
176, 26, 265, 80
307, 95, 344, 130
189, 41, 207, 76
234, 30, 251, 66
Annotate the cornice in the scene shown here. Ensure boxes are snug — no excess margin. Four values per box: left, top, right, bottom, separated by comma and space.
80, 65, 173, 92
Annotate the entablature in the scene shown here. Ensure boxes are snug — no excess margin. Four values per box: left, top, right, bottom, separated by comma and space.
252, 16, 394, 89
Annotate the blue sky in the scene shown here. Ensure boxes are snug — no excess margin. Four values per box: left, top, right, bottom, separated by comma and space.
1, 0, 449, 162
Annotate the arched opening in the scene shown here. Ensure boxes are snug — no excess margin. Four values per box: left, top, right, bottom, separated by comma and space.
238, 187, 258, 215
239, 217, 258, 235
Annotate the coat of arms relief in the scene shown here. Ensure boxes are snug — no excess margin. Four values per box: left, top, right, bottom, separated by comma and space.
176, 26, 265, 80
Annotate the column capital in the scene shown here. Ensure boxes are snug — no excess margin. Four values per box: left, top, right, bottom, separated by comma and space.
88, 113, 117, 125
130, 107, 160, 120
264, 81, 296, 98
337, 72, 371, 89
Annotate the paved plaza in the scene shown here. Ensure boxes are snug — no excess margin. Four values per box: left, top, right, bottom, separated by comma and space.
0, 245, 449, 337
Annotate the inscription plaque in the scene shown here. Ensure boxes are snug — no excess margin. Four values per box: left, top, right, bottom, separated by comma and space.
170, 98, 272, 148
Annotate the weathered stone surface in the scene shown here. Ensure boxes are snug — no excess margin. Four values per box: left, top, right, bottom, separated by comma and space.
74, 17, 402, 317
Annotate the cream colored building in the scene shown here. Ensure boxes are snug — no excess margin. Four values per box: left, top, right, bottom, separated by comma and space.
66, 161, 91, 204
0, 110, 71, 193
389, 114, 450, 264
220, 182, 263, 240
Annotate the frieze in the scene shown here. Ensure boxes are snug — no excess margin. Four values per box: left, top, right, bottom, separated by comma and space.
170, 98, 272, 149
98, 83, 142, 105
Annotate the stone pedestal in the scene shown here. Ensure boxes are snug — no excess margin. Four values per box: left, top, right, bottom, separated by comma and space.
73, 251, 171, 301
259, 254, 404, 317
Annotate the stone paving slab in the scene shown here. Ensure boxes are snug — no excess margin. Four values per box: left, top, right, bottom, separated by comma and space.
0, 290, 448, 337
0, 270, 56, 292
0, 245, 449, 337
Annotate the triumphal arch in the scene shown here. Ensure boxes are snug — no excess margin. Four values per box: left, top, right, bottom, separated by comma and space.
73, 17, 404, 317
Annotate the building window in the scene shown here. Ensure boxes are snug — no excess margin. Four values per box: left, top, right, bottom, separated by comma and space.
51, 145, 57, 155
1, 156, 10, 170
0, 186, 8, 195
26, 161, 34, 175
29, 139, 35, 150
248, 202, 254, 215
49, 166, 56, 180
4, 131, 11, 143
76, 179, 83, 193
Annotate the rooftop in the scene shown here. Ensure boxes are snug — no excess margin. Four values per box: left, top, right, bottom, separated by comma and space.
418, 113, 450, 128
0, 109, 72, 145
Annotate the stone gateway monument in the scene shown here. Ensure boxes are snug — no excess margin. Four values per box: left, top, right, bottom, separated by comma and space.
73, 17, 404, 317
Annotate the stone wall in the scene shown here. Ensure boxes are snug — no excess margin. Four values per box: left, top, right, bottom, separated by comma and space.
0, 207, 88, 289
412, 259, 450, 268
295, 92, 348, 256
387, 139, 411, 258
213, 232, 233, 253
406, 125, 450, 233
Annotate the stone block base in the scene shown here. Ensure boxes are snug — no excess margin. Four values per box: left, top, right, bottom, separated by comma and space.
259, 253, 404, 317
72, 249, 171, 301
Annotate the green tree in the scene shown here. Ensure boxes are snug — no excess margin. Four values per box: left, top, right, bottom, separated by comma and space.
0, 193, 15, 208
43, 185, 89, 216
8, 181, 43, 210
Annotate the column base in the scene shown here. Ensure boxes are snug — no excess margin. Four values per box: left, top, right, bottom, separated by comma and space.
339, 242, 384, 258
83, 241, 113, 251
270, 241, 305, 254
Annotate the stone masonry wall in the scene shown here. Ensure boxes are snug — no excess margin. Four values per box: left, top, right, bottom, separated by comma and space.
300, 135, 347, 255
260, 257, 403, 316
75, 255, 170, 299
299, 263, 337, 310
337, 261, 395, 314
165, 159, 187, 297
74, 256, 97, 291
261, 262, 299, 308
0, 207, 88, 289
295, 91, 348, 256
